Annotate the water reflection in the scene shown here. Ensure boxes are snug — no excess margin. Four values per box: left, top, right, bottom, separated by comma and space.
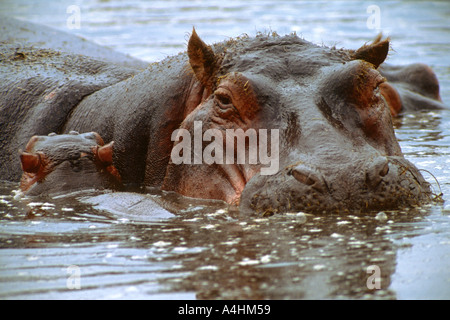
1, 181, 447, 299
163, 208, 442, 299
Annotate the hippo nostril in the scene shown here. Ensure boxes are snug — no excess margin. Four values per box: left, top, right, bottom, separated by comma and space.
365, 157, 390, 188
379, 161, 389, 177
291, 166, 326, 193
292, 169, 316, 186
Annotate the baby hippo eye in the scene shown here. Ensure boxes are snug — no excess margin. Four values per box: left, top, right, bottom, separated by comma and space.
70, 159, 82, 172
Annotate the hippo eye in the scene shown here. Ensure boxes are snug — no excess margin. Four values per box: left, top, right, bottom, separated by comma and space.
215, 92, 233, 107
214, 87, 244, 120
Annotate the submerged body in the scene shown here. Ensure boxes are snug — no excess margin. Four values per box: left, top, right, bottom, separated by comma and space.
0, 21, 446, 214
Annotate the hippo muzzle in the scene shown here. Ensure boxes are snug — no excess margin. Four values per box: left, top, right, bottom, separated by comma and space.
240, 155, 432, 215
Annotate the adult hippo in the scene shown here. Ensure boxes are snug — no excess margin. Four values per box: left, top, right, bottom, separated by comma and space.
18, 132, 122, 196
0, 26, 446, 214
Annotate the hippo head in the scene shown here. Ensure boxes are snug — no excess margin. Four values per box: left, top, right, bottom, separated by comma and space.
19, 132, 122, 196
162, 30, 433, 214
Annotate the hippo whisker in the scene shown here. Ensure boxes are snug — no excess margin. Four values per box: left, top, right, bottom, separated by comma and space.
417, 168, 444, 202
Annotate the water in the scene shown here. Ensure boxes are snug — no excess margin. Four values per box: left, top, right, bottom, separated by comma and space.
1, 0, 449, 299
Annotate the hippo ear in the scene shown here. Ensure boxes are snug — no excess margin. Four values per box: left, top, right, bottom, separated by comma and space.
353, 34, 390, 69
20, 151, 41, 173
187, 28, 218, 87
96, 141, 114, 164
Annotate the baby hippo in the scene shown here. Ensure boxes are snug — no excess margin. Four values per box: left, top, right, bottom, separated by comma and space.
19, 131, 122, 196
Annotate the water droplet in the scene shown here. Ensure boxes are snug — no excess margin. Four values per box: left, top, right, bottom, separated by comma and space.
375, 211, 388, 222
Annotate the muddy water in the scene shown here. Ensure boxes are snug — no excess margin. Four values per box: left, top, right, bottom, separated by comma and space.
1, 1, 449, 299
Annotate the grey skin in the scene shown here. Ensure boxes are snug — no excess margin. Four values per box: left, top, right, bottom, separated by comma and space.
0, 22, 446, 214
0, 43, 140, 182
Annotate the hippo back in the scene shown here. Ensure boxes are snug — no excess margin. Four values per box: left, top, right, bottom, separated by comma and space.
0, 43, 140, 181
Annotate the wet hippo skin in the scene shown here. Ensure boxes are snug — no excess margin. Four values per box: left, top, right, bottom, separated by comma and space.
1, 21, 446, 214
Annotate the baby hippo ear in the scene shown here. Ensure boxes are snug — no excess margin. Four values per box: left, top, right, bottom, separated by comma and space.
353, 34, 390, 69
94, 141, 114, 165
20, 151, 41, 173
187, 28, 218, 88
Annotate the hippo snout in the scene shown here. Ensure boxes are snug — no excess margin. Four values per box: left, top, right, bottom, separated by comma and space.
240, 156, 432, 215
